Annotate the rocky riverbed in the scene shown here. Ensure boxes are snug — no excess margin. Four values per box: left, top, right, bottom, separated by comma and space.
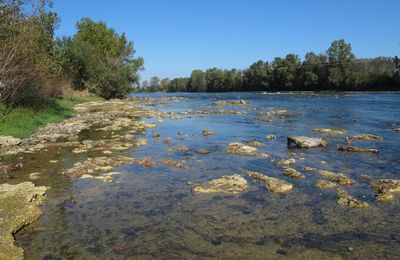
1, 92, 400, 259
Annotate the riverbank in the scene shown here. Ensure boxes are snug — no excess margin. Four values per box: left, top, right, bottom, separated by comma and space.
0, 96, 188, 259
0, 96, 105, 138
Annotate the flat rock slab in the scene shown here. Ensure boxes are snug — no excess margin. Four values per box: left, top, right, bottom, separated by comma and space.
0, 136, 21, 147
287, 136, 328, 148
0, 182, 48, 260
245, 170, 293, 193
226, 142, 268, 157
193, 174, 248, 194
313, 128, 347, 135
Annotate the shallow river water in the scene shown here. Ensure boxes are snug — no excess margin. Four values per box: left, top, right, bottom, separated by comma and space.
8, 92, 400, 259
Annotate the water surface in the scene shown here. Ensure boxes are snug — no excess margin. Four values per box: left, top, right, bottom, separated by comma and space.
11, 92, 400, 259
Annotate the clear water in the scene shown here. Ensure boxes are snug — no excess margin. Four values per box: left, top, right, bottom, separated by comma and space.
9, 92, 400, 259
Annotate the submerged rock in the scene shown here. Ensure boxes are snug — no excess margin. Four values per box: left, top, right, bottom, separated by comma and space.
287, 136, 328, 148
313, 128, 347, 135
152, 132, 161, 138
202, 129, 216, 136
337, 145, 378, 153
194, 149, 210, 154
371, 179, 400, 201
245, 140, 264, 147
351, 134, 383, 140
394, 128, 400, 132
316, 179, 338, 189
275, 158, 296, 166
0, 136, 21, 147
337, 189, 369, 208
213, 100, 249, 106
226, 142, 268, 157
167, 146, 189, 152
162, 159, 185, 169
265, 134, 276, 140
282, 167, 304, 179
318, 170, 354, 185
245, 170, 293, 193
193, 174, 248, 194
0, 182, 48, 260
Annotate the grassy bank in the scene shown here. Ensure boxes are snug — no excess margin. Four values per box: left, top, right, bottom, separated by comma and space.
0, 96, 104, 138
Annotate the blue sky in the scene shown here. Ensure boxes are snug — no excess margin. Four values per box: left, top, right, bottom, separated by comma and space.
52, 0, 400, 81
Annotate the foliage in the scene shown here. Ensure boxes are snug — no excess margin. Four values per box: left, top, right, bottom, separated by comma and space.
55, 18, 144, 99
142, 39, 399, 92
0, 0, 61, 106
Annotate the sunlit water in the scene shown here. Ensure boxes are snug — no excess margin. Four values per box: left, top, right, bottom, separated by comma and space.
7, 92, 400, 259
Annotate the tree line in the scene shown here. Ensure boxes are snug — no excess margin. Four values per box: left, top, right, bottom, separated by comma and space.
139, 40, 400, 93
0, 0, 143, 107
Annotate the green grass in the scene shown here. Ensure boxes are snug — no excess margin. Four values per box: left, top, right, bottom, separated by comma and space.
0, 96, 104, 138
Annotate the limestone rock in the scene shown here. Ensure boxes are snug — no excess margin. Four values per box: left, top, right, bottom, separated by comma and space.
287, 136, 328, 148
313, 128, 347, 135
245, 170, 293, 193
0, 136, 21, 147
282, 167, 304, 179
0, 182, 48, 260
372, 179, 400, 201
193, 174, 248, 194
226, 142, 268, 157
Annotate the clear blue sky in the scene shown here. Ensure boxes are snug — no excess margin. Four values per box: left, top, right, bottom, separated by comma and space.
52, 0, 400, 81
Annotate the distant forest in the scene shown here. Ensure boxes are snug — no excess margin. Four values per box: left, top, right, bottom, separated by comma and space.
138, 40, 400, 92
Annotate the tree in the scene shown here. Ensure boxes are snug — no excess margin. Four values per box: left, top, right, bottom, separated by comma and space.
271, 54, 301, 89
326, 39, 356, 89
149, 76, 160, 91
160, 78, 170, 91
56, 18, 144, 99
301, 52, 328, 89
0, 0, 61, 106
243, 60, 271, 91
188, 70, 206, 92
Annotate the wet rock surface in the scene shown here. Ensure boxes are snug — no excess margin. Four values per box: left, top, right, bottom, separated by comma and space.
351, 134, 383, 140
0, 182, 48, 260
318, 170, 354, 185
287, 136, 328, 148
193, 174, 248, 194
337, 145, 379, 153
313, 128, 347, 135
212, 100, 249, 106
336, 189, 369, 208
0, 136, 22, 147
372, 179, 400, 201
245, 170, 293, 193
282, 167, 304, 179
226, 142, 268, 157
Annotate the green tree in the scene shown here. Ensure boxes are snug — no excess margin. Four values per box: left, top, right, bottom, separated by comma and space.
188, 70, 206, 92
243, 60, 271, 91
326, 39, 356, 89
56, 18, 144, 99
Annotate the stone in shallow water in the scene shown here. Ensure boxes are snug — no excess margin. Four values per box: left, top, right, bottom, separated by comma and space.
337, 145, 378, 153
245, 170, 293, 193
194, 149, 210, 154
316, 179, 338, 189
275, 158, 296, 166
371, 179, 400, 201
226, 142, 268, 157
265, 134, 276, 140
0, 182, 48, 260
287, 136, 328, 148
167, 146, 189, 152
193, 174, 248, 194
245, 140, 264, 147
336, 189, 369, 208
282, 167, 304, 179
313, 128, 347, 135
318, 170, 354, 185
213, 100, 249, 106
162, 159, 185, 169
202, 129, 216, 136
351, 134, 383, 140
